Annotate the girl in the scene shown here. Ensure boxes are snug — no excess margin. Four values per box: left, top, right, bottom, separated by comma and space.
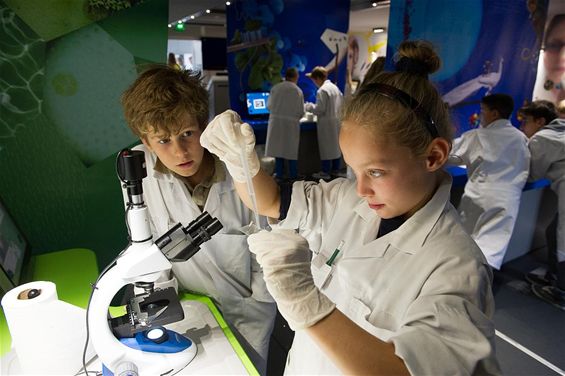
202, 40, 500, 375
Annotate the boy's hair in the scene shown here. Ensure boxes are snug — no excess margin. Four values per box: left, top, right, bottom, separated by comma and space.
342, 40, 453, 158
285, 67, 298, 80
519, 100, 558, 124
306, 66, 328, 81
481, 94, 514, 119
121, 64, 209, 139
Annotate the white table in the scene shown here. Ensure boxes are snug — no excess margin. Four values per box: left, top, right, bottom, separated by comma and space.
1, 299, 252, 375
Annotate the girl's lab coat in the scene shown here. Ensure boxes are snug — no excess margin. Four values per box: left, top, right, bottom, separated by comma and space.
528, 119, 565, 261
452, 119, 530, 269
277, 176, 500, 375
306, 80, 343, 160
126, 145, 275, 366
265, 81, 304, 160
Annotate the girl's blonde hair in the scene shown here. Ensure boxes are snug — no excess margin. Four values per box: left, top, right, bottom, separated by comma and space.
342, 40, 453, 157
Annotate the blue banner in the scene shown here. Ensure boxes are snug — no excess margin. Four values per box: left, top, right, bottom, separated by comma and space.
226, 0, 350, 119
386, 0, 548, 135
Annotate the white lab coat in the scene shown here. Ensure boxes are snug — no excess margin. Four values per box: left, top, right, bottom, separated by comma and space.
265, 81, 304, 160
452, 119, 530, 269
276, 176, 500, 375
528, 118, 565, 262
307, 80, 343, 160
123, 145, 276, 371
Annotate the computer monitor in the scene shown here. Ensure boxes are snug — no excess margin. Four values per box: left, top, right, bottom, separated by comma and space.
0, 197, 30, 297
245, 92, 270, 117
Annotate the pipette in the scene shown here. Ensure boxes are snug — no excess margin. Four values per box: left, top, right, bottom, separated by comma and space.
235, 123, 262, 230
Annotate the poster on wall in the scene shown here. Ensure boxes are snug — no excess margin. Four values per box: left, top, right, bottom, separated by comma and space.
226, 0, 350, 117
347, 31, 387, 94
386, 0, 548, 135
532, 0, 565, 106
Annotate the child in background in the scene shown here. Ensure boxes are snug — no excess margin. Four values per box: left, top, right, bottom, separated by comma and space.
201, 41, 500, 374
120, 65, 275, 374
451, 94, 530, 270
519, 100, 565, 310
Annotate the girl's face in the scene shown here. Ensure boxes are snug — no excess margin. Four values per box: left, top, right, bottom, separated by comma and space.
340, 122, 439, 219
544, 19, 565, 86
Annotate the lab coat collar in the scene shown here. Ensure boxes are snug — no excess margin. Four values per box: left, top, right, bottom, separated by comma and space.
545, 118, 565, 132
389, 174, 452, 254
484, 118, 511, 129
349, 174, 452, 258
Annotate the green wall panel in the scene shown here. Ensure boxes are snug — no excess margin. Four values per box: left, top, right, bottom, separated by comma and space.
0, 0, 168, 270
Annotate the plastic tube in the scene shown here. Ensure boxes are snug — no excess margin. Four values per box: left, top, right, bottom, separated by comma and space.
235, 123, 262, 230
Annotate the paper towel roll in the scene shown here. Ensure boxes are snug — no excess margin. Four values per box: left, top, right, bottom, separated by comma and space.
1, 281, 95, 375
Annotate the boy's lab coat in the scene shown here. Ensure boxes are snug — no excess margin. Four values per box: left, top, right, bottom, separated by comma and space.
305, 80, 343, 160
452, 119, 530, 269
265, 80, 304, 160
528, 118, 565, 261
122, 144, 275, 367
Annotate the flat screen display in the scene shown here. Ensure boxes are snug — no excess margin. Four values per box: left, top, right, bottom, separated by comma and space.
0, 198, 28, 295
246, 92, 270, 116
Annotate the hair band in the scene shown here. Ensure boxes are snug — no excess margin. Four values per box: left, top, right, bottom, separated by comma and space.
357, 82, 439, 138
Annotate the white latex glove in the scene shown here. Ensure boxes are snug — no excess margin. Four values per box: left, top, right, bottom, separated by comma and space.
247, 229, 336, 330
200, 110, 260, 183
304, 102, 315, 112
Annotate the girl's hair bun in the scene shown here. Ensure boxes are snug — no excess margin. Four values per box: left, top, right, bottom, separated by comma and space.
395, 40, 441, 76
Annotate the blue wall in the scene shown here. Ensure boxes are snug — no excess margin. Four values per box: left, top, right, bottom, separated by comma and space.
226, 0, 350, 118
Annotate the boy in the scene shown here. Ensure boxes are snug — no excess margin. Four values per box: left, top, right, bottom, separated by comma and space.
120, 65, 276, 373
304, 66, 343, 179
519, 100, 565, 310
451, 94, 530, 270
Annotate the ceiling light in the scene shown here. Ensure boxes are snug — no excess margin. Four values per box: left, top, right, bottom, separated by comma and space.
372, 2, 377, 6
190, 15, 195, 19
226, 1, 231, 5
373, 27, 385, 33
206, 9, 211, 13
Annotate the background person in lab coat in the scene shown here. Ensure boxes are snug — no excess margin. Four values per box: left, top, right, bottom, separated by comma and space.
201, 40, 500, 375
120, 65, 276, 374
265, 67, 304, 179
304, 66, 343, 180
519, 100, 565, 310
451, 94, 530, 270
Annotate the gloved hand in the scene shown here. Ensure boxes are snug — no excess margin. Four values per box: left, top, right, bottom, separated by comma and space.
200, 110, 260, 183
247, 229, 336, 330
304, 102, 315, 112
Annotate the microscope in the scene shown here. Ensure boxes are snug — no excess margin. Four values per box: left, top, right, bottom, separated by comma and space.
87, 149, 223, 376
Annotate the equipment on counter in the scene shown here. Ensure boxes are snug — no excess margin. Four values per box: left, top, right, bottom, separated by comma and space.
87, 149, 223, 376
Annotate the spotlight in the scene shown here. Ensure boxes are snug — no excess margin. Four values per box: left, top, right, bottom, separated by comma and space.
206, 9, 211, 13
372, 27, 385, 33
226, 1, 231, 5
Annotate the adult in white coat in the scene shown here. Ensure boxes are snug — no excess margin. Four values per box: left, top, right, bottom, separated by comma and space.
202, 41, 500, 374
451, 94, 530, 270
519, 100, 565, 309
265, 67, 304, 179
305, 66, 343, 179
120, 65, 275, 374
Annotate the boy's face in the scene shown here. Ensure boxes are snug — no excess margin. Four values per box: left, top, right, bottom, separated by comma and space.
142, 114, 205, 179
479, 104, 499, 126
520, 115, 545, 138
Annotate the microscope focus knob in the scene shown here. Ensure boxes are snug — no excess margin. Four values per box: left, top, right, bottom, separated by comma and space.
115, 361, 139, 376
